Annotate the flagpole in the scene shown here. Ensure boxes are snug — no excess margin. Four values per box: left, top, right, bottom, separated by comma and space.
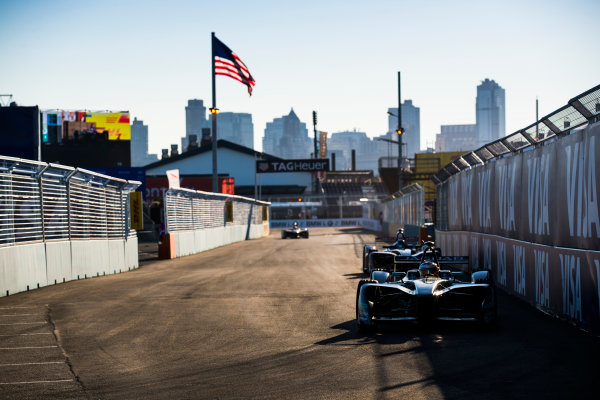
211, 32, 218, 193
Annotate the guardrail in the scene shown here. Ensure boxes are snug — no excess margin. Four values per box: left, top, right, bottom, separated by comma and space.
0, 155, 140, 297
161, 188, 270, 258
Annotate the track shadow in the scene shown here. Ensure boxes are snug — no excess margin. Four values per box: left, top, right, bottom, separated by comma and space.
343, 273, 367, 280
317, 290, 600, 399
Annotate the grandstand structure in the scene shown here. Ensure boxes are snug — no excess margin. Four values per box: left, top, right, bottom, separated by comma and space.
321, 171, 388, 199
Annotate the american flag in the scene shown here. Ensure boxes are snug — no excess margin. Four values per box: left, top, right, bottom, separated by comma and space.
213, 36, 256, 95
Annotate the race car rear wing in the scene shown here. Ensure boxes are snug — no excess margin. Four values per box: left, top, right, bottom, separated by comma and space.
393, 255, 469, 272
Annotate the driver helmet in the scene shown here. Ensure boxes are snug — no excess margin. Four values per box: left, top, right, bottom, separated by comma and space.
395, 229, 405, 241
418, 261, 440, 278
292, 221, 299, 228
394, 239, 406, 249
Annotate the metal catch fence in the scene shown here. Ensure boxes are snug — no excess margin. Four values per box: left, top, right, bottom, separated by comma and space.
432, 84, 600, 184
381, 183, 424, 228
0, 156, 140, 247
164, 188, 269, 234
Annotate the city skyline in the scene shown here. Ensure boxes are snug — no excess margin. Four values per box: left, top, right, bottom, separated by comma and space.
1, 0, 598, 156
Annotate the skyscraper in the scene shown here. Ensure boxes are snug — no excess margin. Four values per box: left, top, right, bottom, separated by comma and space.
263, 109, 311, 159
130, 117, 158, 166
184, 99, 207, 150
387, 99, 421, 159
476, 79, 505, 147
217, 112, 254, 149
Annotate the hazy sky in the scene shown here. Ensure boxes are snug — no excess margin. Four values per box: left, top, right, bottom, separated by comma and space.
1, 0, 598, 155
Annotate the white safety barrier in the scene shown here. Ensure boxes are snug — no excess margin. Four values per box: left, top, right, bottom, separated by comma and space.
0, 156, 140, 297
164, 189, 270, 258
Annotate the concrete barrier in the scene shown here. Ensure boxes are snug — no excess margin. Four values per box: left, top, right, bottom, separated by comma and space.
0, 243, 47, 296
436, 230, 600, 335
124, 237, 139, 270
108, 240, 126, 273
1, 237, 141, 298
46, 241, 72, 285
72, 240, 110, 278
166, 224, 267, 259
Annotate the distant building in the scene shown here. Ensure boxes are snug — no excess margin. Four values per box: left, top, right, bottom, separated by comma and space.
0, 104, 40, 160
476, 78, 505, 147
216, 112, 254, 149
435, 124, 476, 153
262, 109, 311, 159
131, 118, 158, 166
144, 139, 312, 197
387, 99, 421, 159
182, 99, 253, 152
183, 99, 208, 151
327, 130, 370, 170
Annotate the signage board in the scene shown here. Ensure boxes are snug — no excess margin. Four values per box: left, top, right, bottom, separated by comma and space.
256, 159, 330, 173
129, 191, 143, 230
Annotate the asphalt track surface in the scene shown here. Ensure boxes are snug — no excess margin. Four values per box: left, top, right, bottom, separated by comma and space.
0, 227, 598, 400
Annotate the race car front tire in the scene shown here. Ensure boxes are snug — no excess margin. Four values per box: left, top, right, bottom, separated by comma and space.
356, 279, 377, 332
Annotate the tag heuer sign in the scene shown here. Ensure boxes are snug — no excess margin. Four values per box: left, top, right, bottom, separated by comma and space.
256, 159, 330, 173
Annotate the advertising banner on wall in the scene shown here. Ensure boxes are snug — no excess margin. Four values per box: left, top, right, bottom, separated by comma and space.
41, 109, 131, 142
438, 122, 600, 250
319, 131, 328, 159
129, 192, 144, 230
85, 112, 131, 140
270, 218, 363, 229
436, 230, 600, 335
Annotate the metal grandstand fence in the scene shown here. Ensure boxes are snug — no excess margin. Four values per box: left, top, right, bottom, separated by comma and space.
164, 188, 269, 233
0, 156, 140, 247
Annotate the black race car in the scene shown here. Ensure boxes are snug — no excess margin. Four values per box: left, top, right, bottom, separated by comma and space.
281, 221, 309, 239
362, 229, 421, 273
356, 242, 496, 331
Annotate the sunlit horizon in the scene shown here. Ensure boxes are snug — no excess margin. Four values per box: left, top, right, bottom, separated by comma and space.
1, 0, 598, 155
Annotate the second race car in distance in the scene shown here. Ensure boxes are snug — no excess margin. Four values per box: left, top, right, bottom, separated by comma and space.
362, 229, 423, 274
281, 221, 309, 239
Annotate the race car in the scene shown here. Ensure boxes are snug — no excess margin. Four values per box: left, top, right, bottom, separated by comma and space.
281, 221, 309, 239
362, 229, 423, 273
356, 242, 496, 331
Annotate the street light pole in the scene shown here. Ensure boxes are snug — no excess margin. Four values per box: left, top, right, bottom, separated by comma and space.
312, 111, 318, 194
397, 71, 403, 192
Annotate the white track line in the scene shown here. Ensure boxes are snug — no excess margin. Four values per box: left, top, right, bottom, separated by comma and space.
0, 306, 42, 310
0, 379, 73, 385
0, 361, 64, 367
0, 322, 47, 325
0, 346, 58, 350
0, 333, 52, 337
0, 314, 41, 317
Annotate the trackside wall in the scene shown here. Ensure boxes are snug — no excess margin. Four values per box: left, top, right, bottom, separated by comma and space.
435, 121, 600, 334
0, 156, 140, 297
164, 189, 270, 258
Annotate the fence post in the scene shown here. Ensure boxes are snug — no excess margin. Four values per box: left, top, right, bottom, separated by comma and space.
6, 161, 16, 245
163, 190, 169, 234
35, 165, 49, 242
64, 170, 77, 241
